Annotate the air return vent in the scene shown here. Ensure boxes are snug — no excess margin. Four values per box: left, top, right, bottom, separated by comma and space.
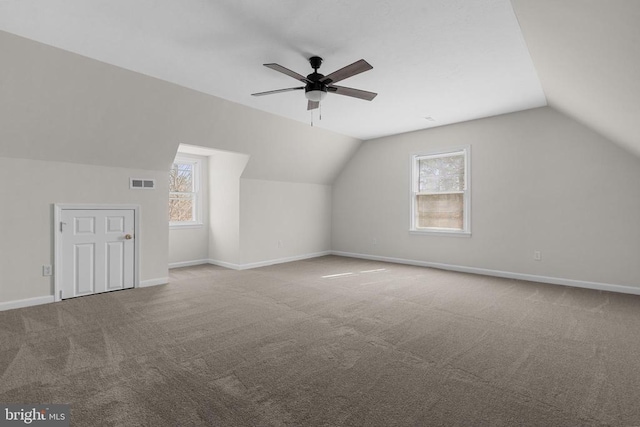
130, 178, 156, 190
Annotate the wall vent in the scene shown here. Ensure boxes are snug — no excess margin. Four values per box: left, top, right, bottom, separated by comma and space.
130, 178, 156, 190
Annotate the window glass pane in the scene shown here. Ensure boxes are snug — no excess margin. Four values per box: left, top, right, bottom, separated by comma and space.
169, 194, 194, 222
169, 163, 193, 193
416, 194, 463, 229
419, 154, 464, 192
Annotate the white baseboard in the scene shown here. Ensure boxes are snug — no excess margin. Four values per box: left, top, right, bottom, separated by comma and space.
168, 259, 210, 269
207, 259, 243, 270
1, 278, 168, 311
331, 251, 640, 296
208, 251, 332, 271
139, 277, 169, 288
238, 251, 332, 270
0, 295, 55, 312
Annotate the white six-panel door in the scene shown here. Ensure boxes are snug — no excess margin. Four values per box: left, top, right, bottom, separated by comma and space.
60, 209, 135, 299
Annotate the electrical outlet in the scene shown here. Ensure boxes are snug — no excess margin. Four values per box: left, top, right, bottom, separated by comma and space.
533, 251, 542, 261
277, 240, 282, 248
372, 237, 378, 245
42, 265, 52, 276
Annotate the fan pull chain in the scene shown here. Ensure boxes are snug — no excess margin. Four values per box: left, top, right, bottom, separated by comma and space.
309, 104, 322, 127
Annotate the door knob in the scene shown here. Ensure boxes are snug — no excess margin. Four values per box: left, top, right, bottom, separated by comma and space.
124, 234, 133, 240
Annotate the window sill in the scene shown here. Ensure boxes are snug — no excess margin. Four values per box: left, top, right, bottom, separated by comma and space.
410, 229, 471, 238
170, 222, 204, 230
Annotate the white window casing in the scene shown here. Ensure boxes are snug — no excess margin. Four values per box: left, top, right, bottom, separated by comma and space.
410, 146, 471, 236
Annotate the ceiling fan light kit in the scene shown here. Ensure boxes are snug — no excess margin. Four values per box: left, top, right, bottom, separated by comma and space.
305, 89, 327, 102
252, 56, 377, 113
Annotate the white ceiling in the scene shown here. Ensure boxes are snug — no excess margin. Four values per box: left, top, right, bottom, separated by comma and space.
0, 0, 546, 140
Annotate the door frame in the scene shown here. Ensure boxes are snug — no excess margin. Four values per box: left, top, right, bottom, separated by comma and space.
54, 203, 141, 302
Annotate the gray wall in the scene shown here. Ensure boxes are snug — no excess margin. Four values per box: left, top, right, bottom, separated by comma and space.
0, 157, 168, 302
0, 31, 359, 304
240, 179, 332, 265
208, 151, 249, 266
332, 107, 640, 287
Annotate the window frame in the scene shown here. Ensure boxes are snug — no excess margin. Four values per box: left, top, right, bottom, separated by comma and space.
409, 146, 471, 237
169, 155, 203, 229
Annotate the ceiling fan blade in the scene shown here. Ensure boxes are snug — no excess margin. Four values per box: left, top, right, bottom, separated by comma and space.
307, 100, 319, 110
327, 85, 377, 101
320, 59, 373, 84
264, 63, 310, 83
251, 87, 305, 96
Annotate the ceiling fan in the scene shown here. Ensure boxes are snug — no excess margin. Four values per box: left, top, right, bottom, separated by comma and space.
251, 56, 377, 111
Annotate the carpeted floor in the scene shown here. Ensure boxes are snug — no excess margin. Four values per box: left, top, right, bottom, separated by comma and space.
2, 255, 640, 426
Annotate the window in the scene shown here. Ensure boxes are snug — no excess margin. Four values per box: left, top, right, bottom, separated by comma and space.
169, 156, 202, 227
411, 147, 470, 235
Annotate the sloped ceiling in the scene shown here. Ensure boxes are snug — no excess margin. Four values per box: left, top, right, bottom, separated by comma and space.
0, 31, 361, 183
512, 0, 640, 157
0, 0, 545, 140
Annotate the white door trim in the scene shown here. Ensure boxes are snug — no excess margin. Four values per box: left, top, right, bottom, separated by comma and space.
54, 203, 141, 302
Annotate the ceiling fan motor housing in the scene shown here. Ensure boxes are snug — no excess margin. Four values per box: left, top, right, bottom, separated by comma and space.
305, 77, 327, 92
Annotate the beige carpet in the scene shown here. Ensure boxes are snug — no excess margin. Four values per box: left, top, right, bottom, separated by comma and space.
2, 255, 640, 426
